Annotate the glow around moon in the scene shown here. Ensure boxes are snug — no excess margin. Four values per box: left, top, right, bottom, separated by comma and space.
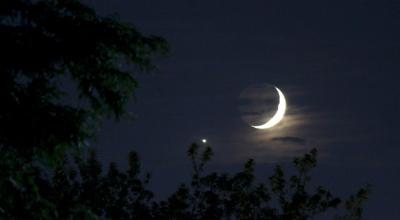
251, 87, 287, 129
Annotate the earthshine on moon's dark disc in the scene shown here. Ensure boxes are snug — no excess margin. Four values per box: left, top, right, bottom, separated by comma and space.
238, 83, 286, 129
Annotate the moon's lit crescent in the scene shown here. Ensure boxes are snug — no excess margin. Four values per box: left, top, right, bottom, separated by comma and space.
251, 87, 286, 129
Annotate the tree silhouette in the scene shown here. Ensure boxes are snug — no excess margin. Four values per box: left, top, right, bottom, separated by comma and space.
0, 0, 369, 219
151, 144, 369, 220
0, 0, 167, 156
0, 0, 165, 218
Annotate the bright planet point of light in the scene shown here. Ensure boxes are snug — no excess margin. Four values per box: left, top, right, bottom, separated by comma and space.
202, 139, 207, 143
251, 86, 287, 129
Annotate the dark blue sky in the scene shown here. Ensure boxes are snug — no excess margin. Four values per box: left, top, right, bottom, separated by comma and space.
88, 0, 400, 219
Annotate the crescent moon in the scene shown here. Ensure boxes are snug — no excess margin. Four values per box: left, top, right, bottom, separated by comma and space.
251, 87, 287, 129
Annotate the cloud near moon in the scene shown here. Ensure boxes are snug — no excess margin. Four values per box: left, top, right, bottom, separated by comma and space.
214, 85, 333, 164
271, 136, 307, 145
208, 84, 367, 165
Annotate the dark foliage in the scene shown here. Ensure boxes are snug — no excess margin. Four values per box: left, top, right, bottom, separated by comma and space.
0, 0, 167, 156
0, 1, 369, 219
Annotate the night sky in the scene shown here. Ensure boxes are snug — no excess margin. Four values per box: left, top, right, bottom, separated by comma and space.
88, 1, 400, 219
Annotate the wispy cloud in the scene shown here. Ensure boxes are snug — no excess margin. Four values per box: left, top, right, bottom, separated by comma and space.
213, 85, 337, 164
271, 136, 307, 145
